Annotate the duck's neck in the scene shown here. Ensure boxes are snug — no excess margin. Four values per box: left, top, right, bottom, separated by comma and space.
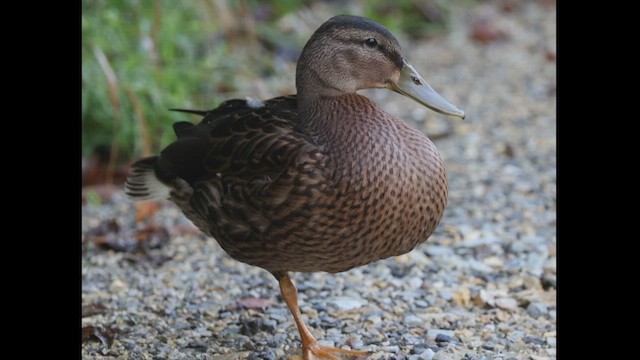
298, 93, 403, 160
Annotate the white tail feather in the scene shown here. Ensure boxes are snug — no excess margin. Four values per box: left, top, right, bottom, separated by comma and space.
125, 158, 170, 201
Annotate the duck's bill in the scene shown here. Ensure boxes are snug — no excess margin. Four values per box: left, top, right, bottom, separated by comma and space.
390, 61, 465, 119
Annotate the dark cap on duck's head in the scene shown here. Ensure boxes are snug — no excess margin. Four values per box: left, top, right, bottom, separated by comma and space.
313, 15, 404, 69
296, 15, 465, 119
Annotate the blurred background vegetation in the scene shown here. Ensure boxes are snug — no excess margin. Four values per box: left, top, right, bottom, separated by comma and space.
82, 0, 457, 185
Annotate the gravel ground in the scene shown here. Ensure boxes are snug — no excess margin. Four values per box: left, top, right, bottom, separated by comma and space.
82, 2, 556, 359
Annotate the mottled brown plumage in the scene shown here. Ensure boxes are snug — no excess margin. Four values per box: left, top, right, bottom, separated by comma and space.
126, 15, 463, 360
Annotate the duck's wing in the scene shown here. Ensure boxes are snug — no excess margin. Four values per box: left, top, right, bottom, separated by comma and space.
126, 95, 331, 235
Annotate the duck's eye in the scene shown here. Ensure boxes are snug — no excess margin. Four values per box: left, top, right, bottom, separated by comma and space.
364, 38, 378, 48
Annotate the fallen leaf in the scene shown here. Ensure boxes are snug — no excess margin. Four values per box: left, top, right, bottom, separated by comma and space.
82, 326, 116, 346
86, 219, 120, 237
498, 0, 521, 13
136, 224, 170, 250
86, 219, 128, 249
86, 219, 171, 253
545, 49, 556, 62
470, 18, 508, 44
82, 303, 108, 318
135, 202, 159, 223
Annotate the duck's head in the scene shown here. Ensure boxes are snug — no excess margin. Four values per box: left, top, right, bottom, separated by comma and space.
296, 15, 464, 119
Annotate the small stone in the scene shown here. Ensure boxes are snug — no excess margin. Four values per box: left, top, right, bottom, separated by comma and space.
261, 319, 277, 332
405, 315, 424, 327
402, 333, 421, 345
109, 278, 126, 293
425, 246, 454, 256
317, 339, 335, 348
365, 314, 382, 324
242, 341, 257, 350
541, 273, 557, 289
419, 348, 436, 360
427, 329, 455, 340
482, 342, 496, 350
527, 302, 548, 318
268, 313, 288, 323
384, 345, 401, 353
495, 297, 518, 311
522, 274, 543, 290
328, 296, 366, 311
468, 260, 493, 273
407, 276, 423, 289
472, 289, 495, 308
433, 350, 461, 360
458, 237, 501, 248
495, 310, 510, 322
523, 336, 545, 345
452, 287, 471, 307
506, 330, 525, 342
440, 289, 453, 301
455, 329, 473, 341
435, 334, 456, 343
482, 256, 504, 268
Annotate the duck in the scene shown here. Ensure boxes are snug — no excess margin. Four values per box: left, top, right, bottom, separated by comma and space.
125, 14, 464, 360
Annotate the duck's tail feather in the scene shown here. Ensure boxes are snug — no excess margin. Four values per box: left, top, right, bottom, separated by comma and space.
124, 157, 171, 202
169, 108, 208, 116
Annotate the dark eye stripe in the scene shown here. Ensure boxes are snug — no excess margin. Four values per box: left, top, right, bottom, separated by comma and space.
334, 37, 403, 69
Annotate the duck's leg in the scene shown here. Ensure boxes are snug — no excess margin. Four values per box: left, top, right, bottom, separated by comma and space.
276, 272, 370, 360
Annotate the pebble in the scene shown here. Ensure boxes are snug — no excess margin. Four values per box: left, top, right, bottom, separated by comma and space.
427, 329, 456, 340
526, 302, 548, 318
425, 246, 454, 256
435, 334, 456, 343
409, 348, 437, 360
495, 297, 518, 311
482, 342, 496, 351
523, 336, 545, 345
405, 315, 424, 327
433, 350, 462, 360
419, 349, 436, 360
327, 296, 366, 311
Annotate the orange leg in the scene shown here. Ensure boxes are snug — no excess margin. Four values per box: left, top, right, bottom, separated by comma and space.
278, 273, 370, 360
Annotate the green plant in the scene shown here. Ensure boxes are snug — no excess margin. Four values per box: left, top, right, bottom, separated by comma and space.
82, 0, 227, 161
82, 0, 455, 172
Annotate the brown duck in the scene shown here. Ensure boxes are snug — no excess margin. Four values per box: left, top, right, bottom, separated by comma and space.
126, 15, 464, 360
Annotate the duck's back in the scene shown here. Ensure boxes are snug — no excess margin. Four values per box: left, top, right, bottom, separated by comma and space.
126, 94, 447, 273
